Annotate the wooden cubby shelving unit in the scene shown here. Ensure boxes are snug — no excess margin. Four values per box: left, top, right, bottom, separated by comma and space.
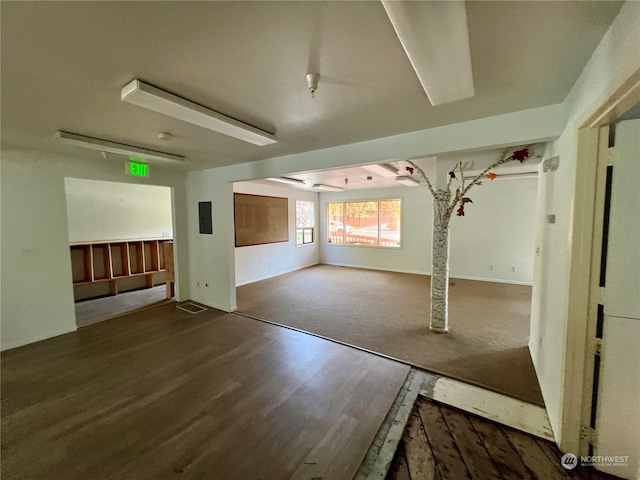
70, 238, 173, 299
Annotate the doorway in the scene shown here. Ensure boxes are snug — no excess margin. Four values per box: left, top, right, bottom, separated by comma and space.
572, 114, 640, 478
560, 67, 640, 477
64, 178, 175, 327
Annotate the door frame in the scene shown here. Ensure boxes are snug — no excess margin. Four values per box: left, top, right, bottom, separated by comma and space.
560, 67, 640, 454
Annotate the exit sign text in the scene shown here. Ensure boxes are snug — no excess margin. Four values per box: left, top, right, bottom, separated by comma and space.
126, 161, 149, 177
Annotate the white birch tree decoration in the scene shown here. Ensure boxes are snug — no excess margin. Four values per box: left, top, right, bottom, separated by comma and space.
406, 146, 534, 333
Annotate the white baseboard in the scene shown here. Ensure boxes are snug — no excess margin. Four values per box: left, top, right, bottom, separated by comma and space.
235, 262, 320, 287
320, 263, 532, 285
450, 274, 533, 286
320, 262, 428, 276
185, 294, 236, 313
1, 325, 77, 351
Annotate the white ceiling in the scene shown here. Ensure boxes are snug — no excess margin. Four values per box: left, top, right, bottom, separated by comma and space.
251, 146, 544, 192
1, 1, 623, 171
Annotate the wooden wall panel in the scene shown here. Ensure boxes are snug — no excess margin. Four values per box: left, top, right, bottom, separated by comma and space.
234, 193, 288, 247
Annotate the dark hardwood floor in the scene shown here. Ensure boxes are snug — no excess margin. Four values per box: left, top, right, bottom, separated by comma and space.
75, 285, 171, 327
1, 304, 409, 480
387, 397, 620, 480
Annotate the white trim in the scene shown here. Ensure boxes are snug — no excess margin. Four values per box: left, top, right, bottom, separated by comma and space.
560, 66, 640, 454
320, 263, 532, 285
1, 326, 77, 352
320, 262, 428, 276
420, 372, 554, 441
449, 274, 532, 286
235, 262, 320, 287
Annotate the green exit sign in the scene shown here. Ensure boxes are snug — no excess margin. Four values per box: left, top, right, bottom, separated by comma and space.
126, 161, 149, 177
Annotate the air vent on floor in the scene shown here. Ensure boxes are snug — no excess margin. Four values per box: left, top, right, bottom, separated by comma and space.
177, 302, 207, 315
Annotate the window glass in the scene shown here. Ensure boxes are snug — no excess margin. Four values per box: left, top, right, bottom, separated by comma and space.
327, 202, 345, 245
296, 200, 315, 245
346, 201, 379, 246
327, 199, 401, 248
380, 199, 401, 247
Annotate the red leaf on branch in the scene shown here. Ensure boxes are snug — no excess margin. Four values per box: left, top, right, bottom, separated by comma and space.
511, 148, 529, 163
406, 166, 414, 174
456, 205, 465, 216
486, 172, 498, 180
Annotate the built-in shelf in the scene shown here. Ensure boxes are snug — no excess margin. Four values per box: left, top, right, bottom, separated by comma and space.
70, 238, 173, 300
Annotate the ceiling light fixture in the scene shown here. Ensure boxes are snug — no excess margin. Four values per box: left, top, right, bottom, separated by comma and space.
54, 131, 185, 163
313, 183, 343, 192
395, 175, 420, 187
266, 177, 306, 186
382, 0, 474, 105
306, 73, 320, 98
363, 163, 399, 177
121, 79, 277, 146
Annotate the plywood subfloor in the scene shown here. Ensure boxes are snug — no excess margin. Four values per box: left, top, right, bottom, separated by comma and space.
1, 304, 409, 480
237, 265, 543, 406
74, 285, 170, 327
388, 397, 619, 480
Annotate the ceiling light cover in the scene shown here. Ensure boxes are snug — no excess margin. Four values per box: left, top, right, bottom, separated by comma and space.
362, 163, 399, 177
266, 177, 306, 186
395, 175, 420, 187
313, 183, 344, 192
382, 0, 474, 105
121, 79, 277, 146
54, 131, 185, 163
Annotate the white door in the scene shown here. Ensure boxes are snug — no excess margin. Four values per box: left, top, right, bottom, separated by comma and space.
596, 118, 640, 479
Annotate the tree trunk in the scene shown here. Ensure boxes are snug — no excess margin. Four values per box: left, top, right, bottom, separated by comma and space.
431, 190, 451, 333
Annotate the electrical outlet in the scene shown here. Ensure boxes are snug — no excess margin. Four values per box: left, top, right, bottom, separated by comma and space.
205, 283, 209, 288
197, 281, 200, 287
489, 264, 494, 271
511, 266, 517, 272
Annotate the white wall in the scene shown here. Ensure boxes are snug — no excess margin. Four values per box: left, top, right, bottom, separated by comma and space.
65, 178, 173, 242
186, 104, 565, 313
450, 176, 537, 285
529, 1, 640, 449
0, 147, 189, 350
233, 182, 319, 286
318, 177, 537, 285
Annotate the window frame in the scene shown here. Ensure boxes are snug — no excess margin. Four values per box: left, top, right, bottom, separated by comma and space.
326, 198, 402, 249
295, 199, 315, 246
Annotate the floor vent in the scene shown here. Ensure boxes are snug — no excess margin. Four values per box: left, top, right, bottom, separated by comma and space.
177, 302, 207, 315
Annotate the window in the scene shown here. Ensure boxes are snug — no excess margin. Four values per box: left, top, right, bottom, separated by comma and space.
327, 199, 401, 248
296, 200, 315, 245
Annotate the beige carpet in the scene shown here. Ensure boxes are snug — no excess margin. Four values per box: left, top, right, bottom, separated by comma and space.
236, 265, 544, 406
